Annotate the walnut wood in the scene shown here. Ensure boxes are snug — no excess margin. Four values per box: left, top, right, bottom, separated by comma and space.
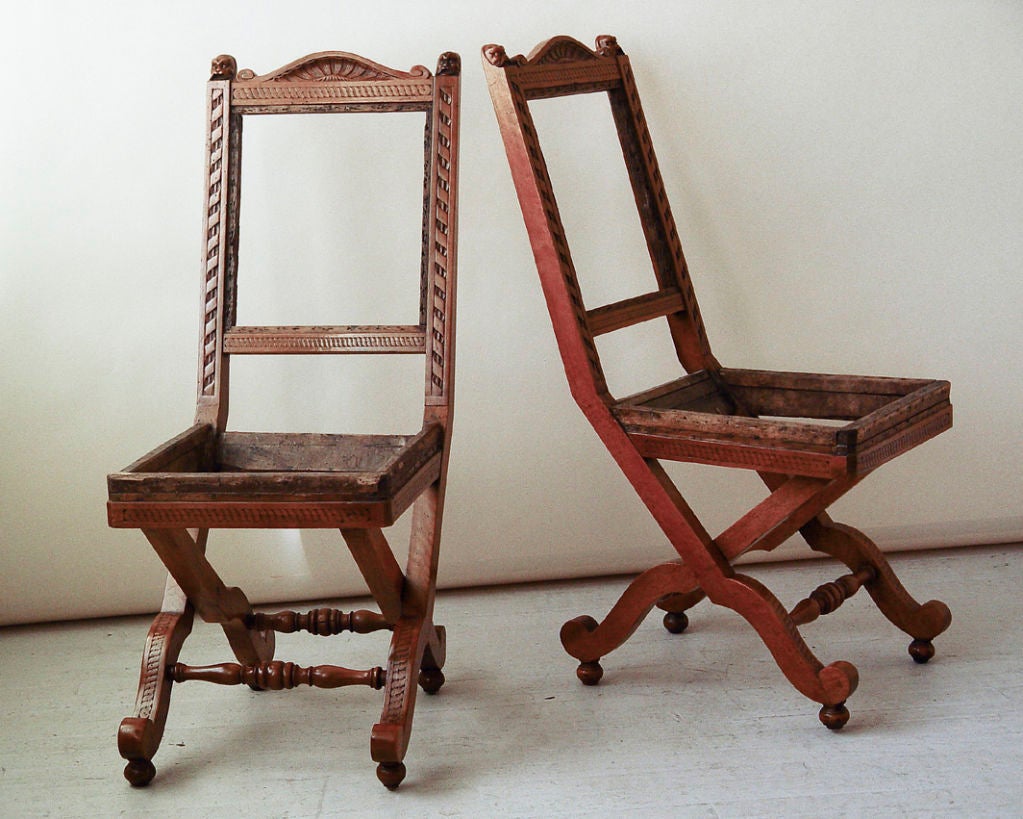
586, 287, 685, 336
140, 528, 253, 625
115, 424, 213, 475
620, 371, 736, 414
560, 561, 699, 663
108, 49, 460, 788
485, 34, 952, 730
117, 575, 194, 786
715, 573, 860, 707
247, 608, 391, 635
172, 661, 386, 690
216, 426, 442, 472
372, 616, 436, 770
713, 474, 858, 560
341, 528, 406, 624
789, 566, 877, 626
223, 325, 426, 355
626, 429, 849, 478
108, 425, 444, 508
722, 368, 938, 419
657, 588, 706, 633
797, 514, 952, 644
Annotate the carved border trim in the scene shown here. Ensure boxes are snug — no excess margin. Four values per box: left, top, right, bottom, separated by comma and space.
854, 410, 952, 475
426, 79, 456, 399
630, 433, 845, 479
223, 327, 426, 354
232, 82, 434, 105
199, 82, 229, 397
381, 622, 417, 724
109, 502, 382, 528
135, 616, 175, 719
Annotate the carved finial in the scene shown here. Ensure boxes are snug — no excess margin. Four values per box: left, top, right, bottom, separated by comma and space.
482, 44, 510, 67
595, 35, 622, 57
210, 54, 237, 81
436, 51, 461, 76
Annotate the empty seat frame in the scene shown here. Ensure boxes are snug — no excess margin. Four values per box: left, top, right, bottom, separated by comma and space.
484, 36, 952, 729
107, 50, 460, 789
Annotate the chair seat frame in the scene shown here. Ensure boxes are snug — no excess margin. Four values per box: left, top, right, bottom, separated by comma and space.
108, 50, 460, 789
484, 35, 951, 729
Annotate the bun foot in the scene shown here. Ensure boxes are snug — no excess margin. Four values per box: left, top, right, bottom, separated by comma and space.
376, 761, 406, 790
418, 667, 445, 694
819, 702, 850, 730
123, 758, 156, 787
662, 611, 689, 634
908, 638, 935, 664
576, 660, 603, 686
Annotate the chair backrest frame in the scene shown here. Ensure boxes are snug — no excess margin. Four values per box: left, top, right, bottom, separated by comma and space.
483, 35, 717, 412
194, 51, 460, 433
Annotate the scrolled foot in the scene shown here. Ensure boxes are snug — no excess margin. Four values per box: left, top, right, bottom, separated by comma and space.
418, 667, 445, 694
908, 638, 936, 664
819, 702, 850, 730
662, 611, 689, 634
123, 758, 156, 787
576, 660, 603, 686
376, 761, 406, 790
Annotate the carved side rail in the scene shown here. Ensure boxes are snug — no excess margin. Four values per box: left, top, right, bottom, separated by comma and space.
172, 660, 385, 690
247, 608, 391, 635
789, 566, 877, 626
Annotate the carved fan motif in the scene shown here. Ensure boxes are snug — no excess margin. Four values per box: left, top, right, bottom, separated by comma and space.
236, 51, 431, 83
528, 36, 603, 64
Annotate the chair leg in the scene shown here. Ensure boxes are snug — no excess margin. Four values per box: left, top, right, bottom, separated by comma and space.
656, 588, 706, 634
340, 527, 405, 624
367, 485, 447, 789
143, 527, 274, 685
703, 571, 859, 727
369, 619, 447, 789
560, 562, 701, 684
419, 623, 447, 694
800, 515, 952, 662
118, 575, 194, 786
371, 617, 428, 789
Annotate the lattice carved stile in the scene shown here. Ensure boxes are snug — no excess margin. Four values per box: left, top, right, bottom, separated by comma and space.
484, 36, 952, 730
108, 50, 460, 790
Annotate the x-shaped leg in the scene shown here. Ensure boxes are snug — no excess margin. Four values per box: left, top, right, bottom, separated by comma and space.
118, 526, 275, 785
560, 462, 866, 724
756, 473, 953, 661
344, 482, 447, 789
118, 572, 194, 786
141, 527, 275, 666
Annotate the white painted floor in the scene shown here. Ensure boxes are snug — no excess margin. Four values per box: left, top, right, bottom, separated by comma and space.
2, 545, 1021, 817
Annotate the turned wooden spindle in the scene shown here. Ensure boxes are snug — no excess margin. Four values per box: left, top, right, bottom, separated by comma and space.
790, 566, 877, 626
171, 661, 386, 690
246, 608, 391, 636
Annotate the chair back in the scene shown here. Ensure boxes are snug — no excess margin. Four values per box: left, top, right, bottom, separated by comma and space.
484, 36, 715, 410
196, 51, 460, 431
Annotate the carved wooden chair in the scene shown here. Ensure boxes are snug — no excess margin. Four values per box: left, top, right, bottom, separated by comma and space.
107, 50, 460, 789
484, 36, 952, 729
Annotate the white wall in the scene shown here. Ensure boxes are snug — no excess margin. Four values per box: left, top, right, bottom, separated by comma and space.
2, 1, 1020, 626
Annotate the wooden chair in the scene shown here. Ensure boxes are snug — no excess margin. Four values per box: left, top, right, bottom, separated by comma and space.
483, 36, 952, 729
107, 50, 460, 789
